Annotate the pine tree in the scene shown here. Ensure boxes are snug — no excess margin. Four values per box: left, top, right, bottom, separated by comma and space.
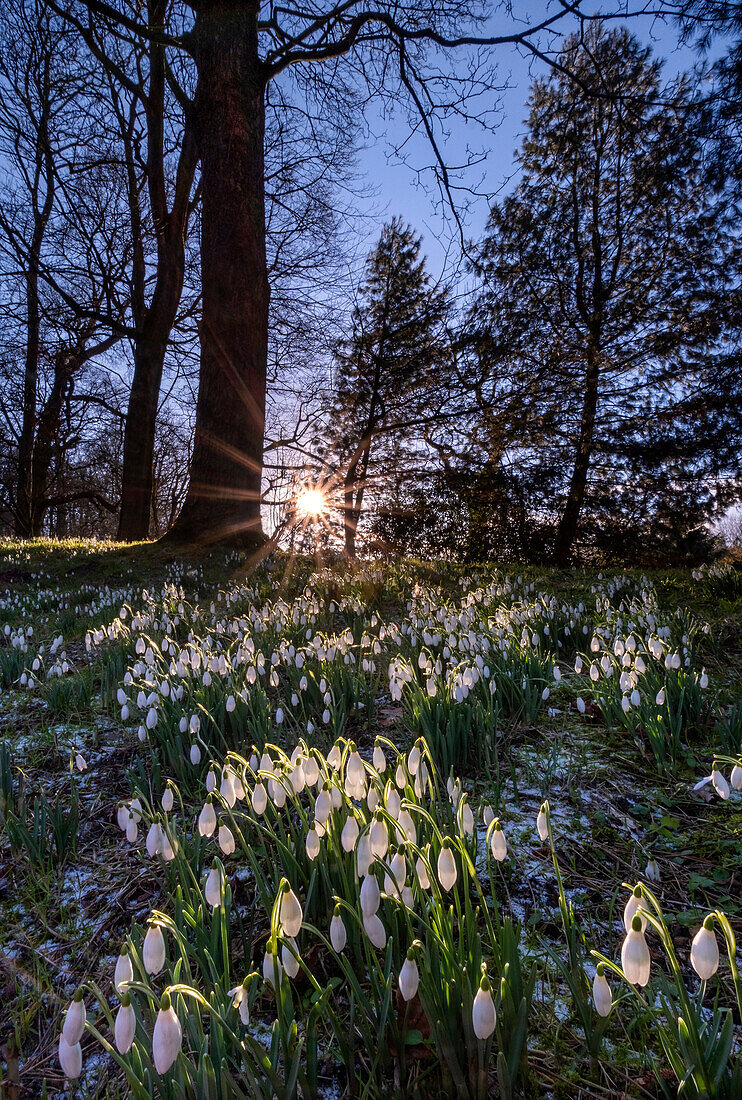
329, 218, 449, 557
470, 24, 739, 564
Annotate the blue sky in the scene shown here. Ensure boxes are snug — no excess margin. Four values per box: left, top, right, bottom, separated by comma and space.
354, 6, 721, 278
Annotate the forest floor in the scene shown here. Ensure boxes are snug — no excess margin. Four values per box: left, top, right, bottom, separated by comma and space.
0, 539, 741, 1099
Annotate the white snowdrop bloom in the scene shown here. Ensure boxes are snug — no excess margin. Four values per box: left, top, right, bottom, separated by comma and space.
263, 945, 283, 989
384, 852, 407, 898
303, 756, 320, 786
656, 688, 665, 706
592, 966, 612, 1017
252, 783, 268, 815
330, 908, 347, 952
437, 843, 457, 892
460, 799, 474, 836
386, 787, 401, 819
218, 824, 235, 855
190, 743, 202, 765
314, 787, 332, 825
114, 946, 134, 995
472, 979, 496, 1040
276, 707, 284, 725
279, 886, 303, 938
327, 744, 342, 770
360, 873, 381, 917
398, 809, 416, 845
114, 997, 137, 1054
62, 992, 86, 1045
621, 695, 631, 713
700, 672, 709, 689
229, 982, 251, 1026
574, 655, 583, 674
146, 822, 164, 858
589, 664, 599, 682
712, 769, 730, 800
146, 706, 158, 730
399, 955, 419, 1001
622, 917, 651, 986
367, 787, 380, 812
179, 716, 188, 734
152, 992, 183, 1074
408, 744, 421, 775
635, 655, 646, 674
205, 864, 223, 907
220, 769, 237, 808
370, 817, 388, 858
281, 937, 300, 979
306, 828, 320, 860
126, 815, 138, 843
363, 912, 386, 949
59, 1036, 82, 1079
576, 696, 586, 714
482, 804, 495, 827
731, 763, 742, 790
226, 694, 236, 712
199, 799, 217, 837
630, 689, 641, 707
161, 786, 174, 813
143, 924, 166, 975
341, 815, 359, 852
356, 832, 372, 876
645, 858, 661, 883
395, 763, 406, 789
75, 753, 87, 772
623, 888, 648, 932
536, 808, 548, 842
490, 826, 507, 862
691, 917, 719, 980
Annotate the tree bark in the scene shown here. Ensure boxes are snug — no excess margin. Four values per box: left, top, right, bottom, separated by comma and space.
553, 346, 600, 566
29, 350, 75, 535
165, 0, 268, 547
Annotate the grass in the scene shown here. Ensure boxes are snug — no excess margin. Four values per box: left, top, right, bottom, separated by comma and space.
0, 540, 740, 1098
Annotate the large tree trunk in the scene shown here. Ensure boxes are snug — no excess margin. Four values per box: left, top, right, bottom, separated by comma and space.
117, 328, 169, 541
28, 350, 75, 536
165, 0, 268, 547
553, 347, 600, 566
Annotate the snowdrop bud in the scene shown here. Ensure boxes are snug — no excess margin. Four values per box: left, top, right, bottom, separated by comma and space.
327, 744, 342, 770
220, 769, 236, 808
303, 755, 320, 786
263, 945, 283, 988
190, 743, 201, 765
218, 824, 235, 855
152, 991, 182, 1074
62, 990, 86, 1045
226, 694, 236, 713
162, 786, 174, 813
592, 964, 612, 1017
408, 744, 421, 775
731, 763, 742, 790
146, 822, 164, 858
691, 916, 719, 980
536, 805, 548, 842
114, 994, 137, 1054
460, 799, 474, 836
490, 823, 507, 862
281, 937, 300, 978
395, 762, 406, 789
126, 814, 138, 843
330, 907, 347, 952
621, 916, 651, 986
179, 716, 188, 734
116, 803, 129, 831
306, 828, 320, 860
114, 945, 134, 995
363, 912, 386, 949
472, 972, 496, 1040
416, 852, 431, 890
437, 841, 457, 892
356, 832, 372, 876
372, 745, 387, 774
315, 786, 332, 824
360, 872, 381, 917
576, 696, 586, 714
700, 672, 709, 689
386, 787, 401, 819
399, 951, 419, 1001
482, 804, 495, 827
279, 884, 303, 938
656, 688, 665, 706
75, 753, 87, 773
341, 815, 359, 852
59, 1036, 82, 1079
712, 769, 730, 800
252, 783, 268, 815
143, 924, 166, 975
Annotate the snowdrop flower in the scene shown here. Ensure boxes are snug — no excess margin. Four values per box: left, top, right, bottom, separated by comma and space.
399, 950, 419, 1001
114, 945, 134, 994
731, 762, 742, 790
408, 744, 421, 775
263, 944, 282, 988
460, 798, 474, 836
143, 924, 166, 975
341, 814, 359, 852
576, 696, 586, 714
220, 768, 236, 808
205, 863, 223, 907
623, 886, 648, 932
198, 797, 217, 837
306, 828, 320, 860
621, 915, 651, 986
75, 753, 87, 773
252, 783, 268, 815
644, 858, 661, 883
152, 992, 182, 1074
228, 979, 252, 1026
226, 694, 236, 712
62, 990, 86, 1045
161, 785, 174, 813
190, 743, 201, 765
472, 970, 496, 1040
126, 814, 138, 843
712, 769, 730, 800
356, 832, 372, 876
303, 755, 320, 786
146, 821, 164, 858
370, 816, 388, 859
592, 964, 612, 1017
327, 744, 342, 770
656, 688, 665, 706
114, 993, 137, 1054
330, 907, 347, 952
59, 1035, 82, 1079
315, 786, 332, 824
536, 804, 548, 842
218, 824, 235, 855
437, 841, 457, 892
490, 822, 507, 862
281, 937, 300, 978
691, 916, 719, 980
278, 884, 303, 938
360, 872, 381, 917
206, 769, 217, 793
395, 762, 406, 789
373, 744, 387, 772
363, 912, 386, 949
